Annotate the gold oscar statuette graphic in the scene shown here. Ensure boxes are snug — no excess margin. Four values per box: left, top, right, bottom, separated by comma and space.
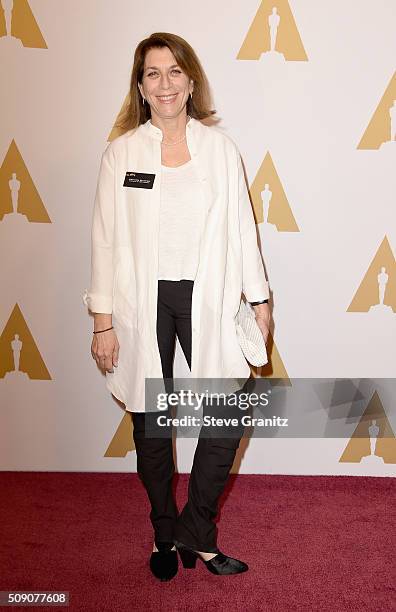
104, 411, 136, 457
339, 391, 396, 464
251, 332, 290, 383
347, 236, 396, 314
358, 72, 396, 150
250, 151, 299, 231
0, 140, 51, 223
0, 304, 51, 380
0, 0, 47, 48
237, 0, 307, 63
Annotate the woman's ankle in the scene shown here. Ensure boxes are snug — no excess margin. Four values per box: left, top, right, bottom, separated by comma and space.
152, 542, 176, 552
196, 550, 217, 561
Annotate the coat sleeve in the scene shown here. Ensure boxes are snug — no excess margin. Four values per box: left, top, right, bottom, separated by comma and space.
82, 143, 115, 314
237, 149, 270, 302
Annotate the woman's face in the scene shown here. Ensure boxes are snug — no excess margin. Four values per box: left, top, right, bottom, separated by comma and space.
138, 46, 193, 121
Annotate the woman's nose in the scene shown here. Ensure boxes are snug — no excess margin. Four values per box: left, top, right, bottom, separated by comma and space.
160, 74, 171, 88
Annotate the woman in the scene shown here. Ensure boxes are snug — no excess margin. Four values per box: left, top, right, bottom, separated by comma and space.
83, 32, 271, 581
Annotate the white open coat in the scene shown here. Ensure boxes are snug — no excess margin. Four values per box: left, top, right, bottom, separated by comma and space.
83, 117, 270, 412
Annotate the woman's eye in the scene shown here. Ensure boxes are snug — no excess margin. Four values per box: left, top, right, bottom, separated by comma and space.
147, 69, 182, 77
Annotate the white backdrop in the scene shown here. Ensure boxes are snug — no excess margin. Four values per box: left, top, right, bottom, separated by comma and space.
1, 0, 395, 476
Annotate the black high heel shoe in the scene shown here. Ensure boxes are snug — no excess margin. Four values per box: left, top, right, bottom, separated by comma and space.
149, 540, 178, 581
174, 539, 248, 575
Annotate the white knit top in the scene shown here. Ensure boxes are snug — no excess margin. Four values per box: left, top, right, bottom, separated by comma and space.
158, 159, 204, 281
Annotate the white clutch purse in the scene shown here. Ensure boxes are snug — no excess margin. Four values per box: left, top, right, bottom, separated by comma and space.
235, 299, 268, 367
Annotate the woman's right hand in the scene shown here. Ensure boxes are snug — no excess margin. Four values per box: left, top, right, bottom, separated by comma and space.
91, 328, 119, 373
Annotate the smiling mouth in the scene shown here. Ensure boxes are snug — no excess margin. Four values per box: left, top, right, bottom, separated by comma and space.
157, 94, 178, 103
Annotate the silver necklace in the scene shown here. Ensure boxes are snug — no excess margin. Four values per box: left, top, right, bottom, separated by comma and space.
161, 135, 186, 147
161, 116, 190, 146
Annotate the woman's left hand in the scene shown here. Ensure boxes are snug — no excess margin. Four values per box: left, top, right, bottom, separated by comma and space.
252, 303, 271, 345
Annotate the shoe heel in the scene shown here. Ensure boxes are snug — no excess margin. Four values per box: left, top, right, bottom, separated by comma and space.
178, 547, 197, 569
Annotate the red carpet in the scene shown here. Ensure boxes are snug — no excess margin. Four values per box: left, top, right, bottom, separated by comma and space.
1, 472, 394, 611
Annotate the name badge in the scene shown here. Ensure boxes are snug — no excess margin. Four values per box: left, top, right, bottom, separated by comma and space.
123, 171, 156, 189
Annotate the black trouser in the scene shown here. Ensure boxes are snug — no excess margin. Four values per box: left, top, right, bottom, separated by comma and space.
131, 279, 246, 553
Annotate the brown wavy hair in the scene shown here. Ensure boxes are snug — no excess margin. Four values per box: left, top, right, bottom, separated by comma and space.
115, 32, 218, 134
